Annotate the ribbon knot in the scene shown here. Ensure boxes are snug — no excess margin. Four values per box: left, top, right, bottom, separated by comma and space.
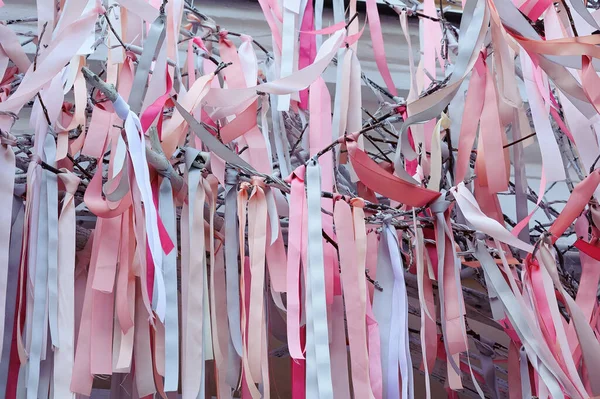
284, 165, 306, 184
31, 154, 42, 165
239, 182, 251, 192
225, 168, 238, 186
250, 176, 266, 189
350, 197, 365, 209
0, 131, 17, 146
430, 196, 450, 214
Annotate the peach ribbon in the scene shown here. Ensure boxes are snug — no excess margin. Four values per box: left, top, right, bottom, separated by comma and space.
334, 198, 375, 399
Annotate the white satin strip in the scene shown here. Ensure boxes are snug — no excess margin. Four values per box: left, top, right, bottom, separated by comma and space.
113, 96, 167, 322
373, 223, 394, 399
27, 134, 55, 399
306, 161, 334, 398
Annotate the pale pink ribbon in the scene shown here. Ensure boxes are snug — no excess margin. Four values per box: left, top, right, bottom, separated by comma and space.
53, 170, 80, 399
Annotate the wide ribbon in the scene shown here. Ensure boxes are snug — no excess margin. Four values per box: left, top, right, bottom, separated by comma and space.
334, 198, 375, 399
305, 161, 334, 398
181, 148, 208, 399
158, 177, 179, 392
53, 171, 80, 399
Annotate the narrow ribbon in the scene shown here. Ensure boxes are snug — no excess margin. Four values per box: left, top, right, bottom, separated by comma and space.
0, 132, 15, 361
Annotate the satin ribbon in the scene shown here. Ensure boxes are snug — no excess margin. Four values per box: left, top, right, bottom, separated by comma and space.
129, 14, 167, 115
413, 213, 436, 399
181, 148, 207, 399
305, 161, 334, 398
0, 132, 15, 361
286, 165, 306, 361
27, 134, 57, 399
113, 96, 168, 322
237, 182, 262, 398
246, 177, 268, 384
334, 198, 375, 399
158, 177, 179, 392
0, 189, 24, 396
383, 219, 413, 399
53, 170, 80, 399
224, 167, 243, 359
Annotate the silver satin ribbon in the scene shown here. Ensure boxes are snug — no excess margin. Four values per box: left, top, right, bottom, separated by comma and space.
568, 0, 600, 30
27, 134, 55, 399
305, 161, 334, 398
224, 168, 243, 359
0, 192, 25, 394
372, 225, 394, 399
474, 338, 499, 399
315, 0, 324, 48
383, 219, 413, 399
128, 14, 167, 115
47, 138, 59, 349
158, 177, 179, 392
519, 345, 532, 399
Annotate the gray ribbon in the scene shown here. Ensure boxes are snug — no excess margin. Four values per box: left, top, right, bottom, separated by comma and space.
568, 0, 600, 31
128, 15, 167, 115
27, 134, 55, 399
224, 167, 243, 359
0, 195, 25, 394
474, 338, 499, 399
158, 177, 179, 393
511, 109, 530, 249
372, 219, 395, 399
519, 345, 532, 399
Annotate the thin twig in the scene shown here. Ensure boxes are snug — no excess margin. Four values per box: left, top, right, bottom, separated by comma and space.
67, 154, 94, 180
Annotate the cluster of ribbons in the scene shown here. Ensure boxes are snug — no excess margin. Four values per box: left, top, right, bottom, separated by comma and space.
4, 0, 600, 398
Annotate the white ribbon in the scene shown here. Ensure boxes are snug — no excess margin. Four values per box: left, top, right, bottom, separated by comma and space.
305, 160, 334, 398
113, 96, 167, 322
